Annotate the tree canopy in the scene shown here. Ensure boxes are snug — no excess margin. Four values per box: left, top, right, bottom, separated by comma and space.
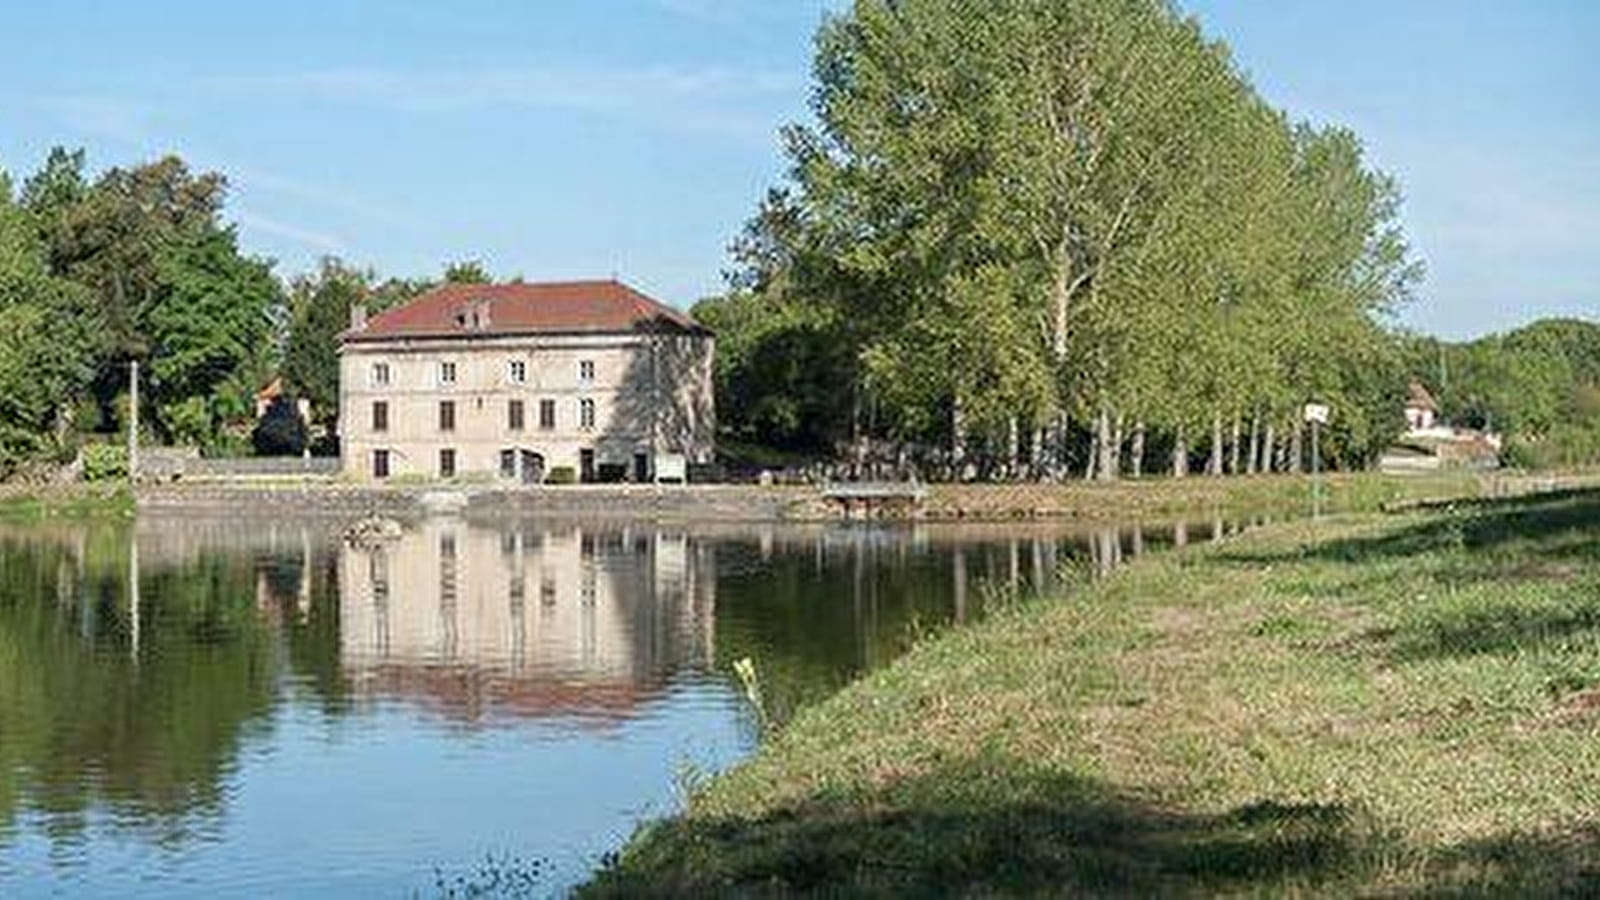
708, 0, 1426, 478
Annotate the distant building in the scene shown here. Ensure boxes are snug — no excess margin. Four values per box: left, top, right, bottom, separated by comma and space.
1404, 380, 1438, 432
338, 280, 715, 482
255, 377, 312, 424
1383, 379, 1502, 473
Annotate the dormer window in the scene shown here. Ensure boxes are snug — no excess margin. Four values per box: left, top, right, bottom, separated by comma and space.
508, 359, 527, 384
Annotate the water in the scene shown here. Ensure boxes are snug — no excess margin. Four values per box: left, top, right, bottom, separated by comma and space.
0, 513, 1229, 896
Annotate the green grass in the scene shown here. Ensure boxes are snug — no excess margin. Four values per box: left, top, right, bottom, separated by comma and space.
921, 469, 1600, 522
0, 485, 134, 522
585, 489, 1600, 896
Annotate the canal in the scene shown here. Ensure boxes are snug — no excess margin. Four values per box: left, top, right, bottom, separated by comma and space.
0, 512, 1246, 896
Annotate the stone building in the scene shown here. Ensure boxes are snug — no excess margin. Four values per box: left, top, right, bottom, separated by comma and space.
339, 280, 714, 482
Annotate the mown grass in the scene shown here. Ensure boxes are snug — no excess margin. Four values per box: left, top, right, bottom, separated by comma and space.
585, 488, 1600, 896
921, 469, 1600, 522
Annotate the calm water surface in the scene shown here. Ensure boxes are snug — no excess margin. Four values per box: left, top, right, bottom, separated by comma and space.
0, 512, 1235, 896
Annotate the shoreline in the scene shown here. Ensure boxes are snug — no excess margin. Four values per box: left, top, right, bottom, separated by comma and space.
4, 470, 1597, 525
582, 487, 1600, 895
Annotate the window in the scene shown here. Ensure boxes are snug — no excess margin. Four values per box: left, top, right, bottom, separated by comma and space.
439, 400, 456, 432
500, 449, 516, 479
579, 359, 595, 384
439, 361, 457, 386
439, 448, 456, 478
371, 400, 389, 433
579, 398, 596, 430
372, 449, 391, 479
508, 359, 527, 384
508, 399, 525, 431
371, 362, 391, 386
539, 399, 556, 430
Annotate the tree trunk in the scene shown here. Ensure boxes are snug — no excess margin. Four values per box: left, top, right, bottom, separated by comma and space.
1112, 412, 1125, 479
1289, 421, 1304, 474
1030, 427, 1045, 480
1207, 413, 1224, 476
951, 396, 966, 480
1228, 415, 1242, 475
1006, 416, 1020, 481
1171, 424, 1189, 478
1262, 423, 1277, 474
1099, 410, 1121, 482
1130, 419, 1146, 478
1246, 415, 1260, 475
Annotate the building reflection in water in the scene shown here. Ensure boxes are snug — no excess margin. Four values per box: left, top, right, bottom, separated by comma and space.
339, 519, 717, 722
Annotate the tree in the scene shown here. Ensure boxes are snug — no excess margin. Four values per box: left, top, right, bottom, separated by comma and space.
283, 257, 369, 436
442, 259, 492, 284
727, 0, 1421, 479
251, 396, 309, 456
0, 171, 98, 473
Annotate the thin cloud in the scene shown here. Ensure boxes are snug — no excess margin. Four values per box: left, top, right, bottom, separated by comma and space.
206, 64, 800, 143
233, 210, 347, 254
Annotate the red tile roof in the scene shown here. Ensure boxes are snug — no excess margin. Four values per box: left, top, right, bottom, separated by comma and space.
344, 279, 708, 342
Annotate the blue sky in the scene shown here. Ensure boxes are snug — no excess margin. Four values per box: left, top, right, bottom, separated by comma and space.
0, 1, 1594, 339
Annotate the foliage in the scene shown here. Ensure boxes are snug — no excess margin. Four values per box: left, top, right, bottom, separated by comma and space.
2, 148, 282, 463
283, 257, 368, 434
81, 443, 128, 483
251, 396, 309, 457
1403, 319, 1600, 468
712, 0, 1422, 478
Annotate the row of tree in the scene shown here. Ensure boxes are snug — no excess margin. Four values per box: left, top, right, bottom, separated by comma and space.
0, 143, 496, 474
700, 0, 1425, 479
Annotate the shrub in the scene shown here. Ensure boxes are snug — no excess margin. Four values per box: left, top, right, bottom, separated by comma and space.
251, 396, 309, 456
545, 466, 577, 485
82, 444, 129, 482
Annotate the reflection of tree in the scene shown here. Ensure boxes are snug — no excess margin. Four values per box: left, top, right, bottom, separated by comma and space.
0, 529, 279, 849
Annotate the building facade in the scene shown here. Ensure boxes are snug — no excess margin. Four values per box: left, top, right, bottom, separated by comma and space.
339, 280, 714, 482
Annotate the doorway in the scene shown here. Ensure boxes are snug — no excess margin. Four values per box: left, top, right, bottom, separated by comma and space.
633, 451, 650, 483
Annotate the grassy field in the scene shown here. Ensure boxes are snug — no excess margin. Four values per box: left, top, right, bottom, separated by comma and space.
585, 488, 1600, 896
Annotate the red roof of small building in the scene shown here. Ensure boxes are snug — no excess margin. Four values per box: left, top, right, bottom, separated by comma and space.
344, 280, 708, 342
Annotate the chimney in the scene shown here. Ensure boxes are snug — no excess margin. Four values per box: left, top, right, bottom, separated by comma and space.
350, 302, 368, 332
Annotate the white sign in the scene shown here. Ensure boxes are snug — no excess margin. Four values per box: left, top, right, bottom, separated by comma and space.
1303, 403, 1331, 425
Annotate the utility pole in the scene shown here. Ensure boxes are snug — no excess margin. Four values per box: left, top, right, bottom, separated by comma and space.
127, 360, 139, 487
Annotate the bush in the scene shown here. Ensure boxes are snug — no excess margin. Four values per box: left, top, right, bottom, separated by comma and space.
82, 444, 129, 482
251, 396, 309, 456
545, 466, 577, 485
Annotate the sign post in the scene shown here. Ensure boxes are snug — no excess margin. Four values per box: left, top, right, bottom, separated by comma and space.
1303, 403, 1330, 519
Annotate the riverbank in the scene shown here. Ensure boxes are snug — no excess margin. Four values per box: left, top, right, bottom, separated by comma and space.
118, 469, 1600, 524
0, 484, 133, 522
584, 488, 1600, 895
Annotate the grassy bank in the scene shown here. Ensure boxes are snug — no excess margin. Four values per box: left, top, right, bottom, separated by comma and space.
586, 488, 1600, 895
919, 468, 1600, 521
0, 485, 134, 522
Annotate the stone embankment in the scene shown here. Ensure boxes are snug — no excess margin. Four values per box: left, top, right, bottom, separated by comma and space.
134, 483, 816, 523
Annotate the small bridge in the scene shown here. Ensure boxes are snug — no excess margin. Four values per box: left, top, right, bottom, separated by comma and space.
819, 482, 928, 520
